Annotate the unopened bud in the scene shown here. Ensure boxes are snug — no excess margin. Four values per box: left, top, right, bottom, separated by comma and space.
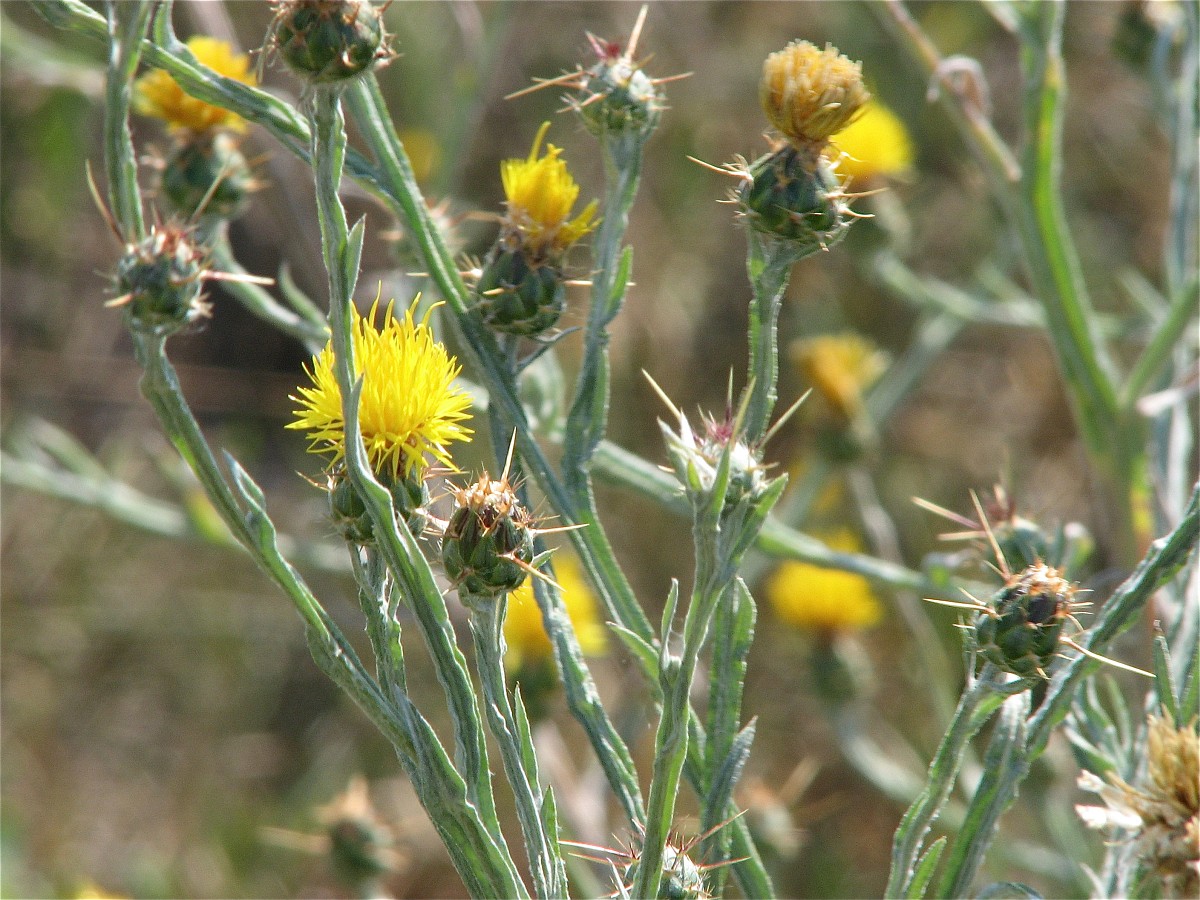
272, 0, 387, 85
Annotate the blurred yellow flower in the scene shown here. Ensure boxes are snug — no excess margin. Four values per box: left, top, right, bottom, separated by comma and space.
134, 36, 255, 134
829, 101, 914, 183
288, 299, 472, 480
790, 332, 888, 421
501, 122, 598, 258
505, 553, 607, 670
73, 885, 127, 900
765, 529, 883, 633
760, 41, 869, 150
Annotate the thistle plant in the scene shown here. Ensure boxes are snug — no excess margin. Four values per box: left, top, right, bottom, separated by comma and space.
6, 2, 1198, 899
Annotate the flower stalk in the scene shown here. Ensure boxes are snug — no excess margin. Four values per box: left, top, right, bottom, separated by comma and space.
305, 85, 524, 898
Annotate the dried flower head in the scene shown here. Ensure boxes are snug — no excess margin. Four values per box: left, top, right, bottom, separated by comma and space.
505, 553, 608, 670
1077, 715, 1200, 897
134, 36, 255, 134
765, 529, 883, 634
501, 122, 598, 260
760, 41, 869, 153
828, 100, 914, 184
288, 299, 473, 481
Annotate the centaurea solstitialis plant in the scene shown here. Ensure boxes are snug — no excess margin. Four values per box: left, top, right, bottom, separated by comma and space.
16, 0, 1199, 897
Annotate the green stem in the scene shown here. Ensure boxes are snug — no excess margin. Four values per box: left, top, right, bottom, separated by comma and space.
932, 692, 1030, 899
307, 86, 520, 897
743, 231, 808, 442
101, 0, 151, 240
881, 0, 1140, 561
700, 580, 755, 895
561, 130, 642, 479
1122, 273, 1199, 410
634, 559, 726, 900
885, 665, 1018, 898
468, 595, 567, 900
485, 407, 646, 827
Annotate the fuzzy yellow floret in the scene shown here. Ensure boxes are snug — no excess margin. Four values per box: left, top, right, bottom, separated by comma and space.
501, 122, 598, 257
760, 41, 870, 147
288, 299, 472, 479
134, 36, 256, 134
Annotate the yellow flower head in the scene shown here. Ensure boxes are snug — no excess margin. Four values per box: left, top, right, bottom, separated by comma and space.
791, 332, 888, 421
765, 529, 883, 634
288, 298, 473, 480
134, 36, 256, 134
760, 41, 870, 149
828, 100, 914, 183
504, 553, 608, 670
501, 122, 598, 258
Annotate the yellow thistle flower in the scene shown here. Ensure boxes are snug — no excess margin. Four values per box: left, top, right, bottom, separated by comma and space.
760, 41, 870, 151
501, 122, 598, 258
765, 529, 883, 634
828, 100, 914, 183
288, 299, 473, 480
791, 332, 888, 421
504, 554, 608, 670
134, 36, 256, 134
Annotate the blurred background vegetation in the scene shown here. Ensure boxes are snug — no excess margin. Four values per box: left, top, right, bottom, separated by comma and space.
0, 1, 1186, 897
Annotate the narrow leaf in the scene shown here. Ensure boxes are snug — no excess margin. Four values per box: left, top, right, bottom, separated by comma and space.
1152, 631, 1179, 725
703, 719, 756, 823
905, 837, 946, 900
975, 882, 1043, 899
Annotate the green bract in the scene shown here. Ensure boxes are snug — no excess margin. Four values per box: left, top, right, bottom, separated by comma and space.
273, 0, 385, 85
741, 147, 848, 249
441, 473, 536, 599
328, 466, 427, 544
475, 248, 566, 337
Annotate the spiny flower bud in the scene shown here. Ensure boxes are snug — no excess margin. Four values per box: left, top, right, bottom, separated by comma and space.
623, 843, 707, 900
973, 563, 1077, 679
161, 132, 253, 221
315, 776, 401, 892
271, 0, 388, 85
567, 829, 727, 900
441, 471, 536, 600
740, 146, 850, 250
574, 35, 662, 139
474, 122, 596, 337
109, 224, 211, 335
655, 387, 772, 514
